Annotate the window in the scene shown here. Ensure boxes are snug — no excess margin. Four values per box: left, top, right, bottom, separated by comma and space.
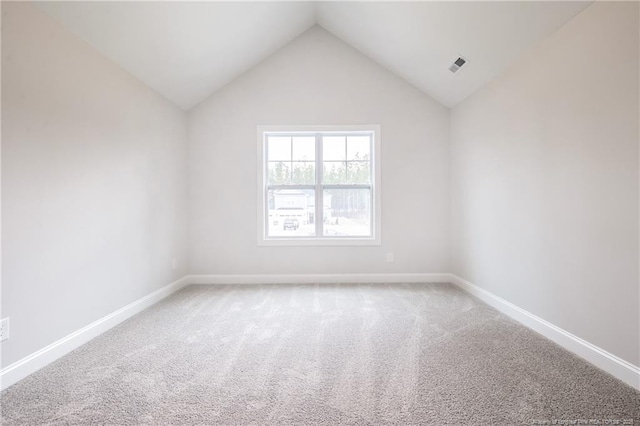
257, 125, 381, 246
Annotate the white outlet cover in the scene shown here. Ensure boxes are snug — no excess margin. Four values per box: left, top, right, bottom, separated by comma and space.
0, 318, 9, 342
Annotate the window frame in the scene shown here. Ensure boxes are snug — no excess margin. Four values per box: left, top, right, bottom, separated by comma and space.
257, 125, 381, 246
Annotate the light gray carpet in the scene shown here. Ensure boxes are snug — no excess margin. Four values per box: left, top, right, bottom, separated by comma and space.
1, 283, 639, 425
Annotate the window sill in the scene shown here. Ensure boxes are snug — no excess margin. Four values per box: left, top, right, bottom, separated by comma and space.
257, 237, 381, 247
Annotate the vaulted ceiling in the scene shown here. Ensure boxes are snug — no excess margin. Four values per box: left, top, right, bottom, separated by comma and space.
35, 1, 592, 111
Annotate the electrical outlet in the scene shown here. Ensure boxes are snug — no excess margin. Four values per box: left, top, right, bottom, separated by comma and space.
0, 318, 9, 342
172, 258, 178, 271
386, 252, 394, 263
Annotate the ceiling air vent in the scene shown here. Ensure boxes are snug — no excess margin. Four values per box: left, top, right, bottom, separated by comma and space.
449, 56, 467, 74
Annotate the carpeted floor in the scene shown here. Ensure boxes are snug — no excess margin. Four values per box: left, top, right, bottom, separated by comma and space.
1, 283, 639, 425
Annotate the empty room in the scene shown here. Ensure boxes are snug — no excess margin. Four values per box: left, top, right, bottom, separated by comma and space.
1, 1, 639, 424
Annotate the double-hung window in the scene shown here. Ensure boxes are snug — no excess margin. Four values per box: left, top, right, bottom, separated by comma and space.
257, 125, 381, 246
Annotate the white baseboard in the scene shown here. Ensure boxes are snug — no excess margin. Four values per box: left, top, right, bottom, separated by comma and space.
3, 273, 638, 393
450, 274, 640, 391
186, 272, 452, 285
0, 275, 190, 391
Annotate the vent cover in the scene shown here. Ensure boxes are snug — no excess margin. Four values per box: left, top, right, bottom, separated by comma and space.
449, 56, 467, 74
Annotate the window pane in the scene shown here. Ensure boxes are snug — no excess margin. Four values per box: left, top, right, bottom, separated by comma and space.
267, 137, 291, 161
291, 161, 315, 184
323, 188, 371, 237
322, 161, 346, 184
267, 189, 316, 237
292, 137, 315, 161
268, 161, 290, 185
323, 136, 346, 161
347, 162, 370, 184
347, 136, 371, 161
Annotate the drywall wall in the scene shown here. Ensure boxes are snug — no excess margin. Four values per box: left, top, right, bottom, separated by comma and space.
1, 3, 188, 368
451, 2, 639, 366
188, 26, 450, 275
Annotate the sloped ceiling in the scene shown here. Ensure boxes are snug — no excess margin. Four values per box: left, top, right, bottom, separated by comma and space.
35, 1, 592, 110
34, 2, 316, 110
316, 1, 592, 108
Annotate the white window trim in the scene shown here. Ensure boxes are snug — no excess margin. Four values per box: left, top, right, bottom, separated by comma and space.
257, 125, 381, 247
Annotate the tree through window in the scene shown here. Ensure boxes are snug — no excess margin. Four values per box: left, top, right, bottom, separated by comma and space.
258, 126, 380, 245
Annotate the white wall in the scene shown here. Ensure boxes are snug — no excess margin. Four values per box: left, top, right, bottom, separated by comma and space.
5, 0, 635, 383
188, 26, 450, 275
1, 3, 188, 368
451, 2, 639, 366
